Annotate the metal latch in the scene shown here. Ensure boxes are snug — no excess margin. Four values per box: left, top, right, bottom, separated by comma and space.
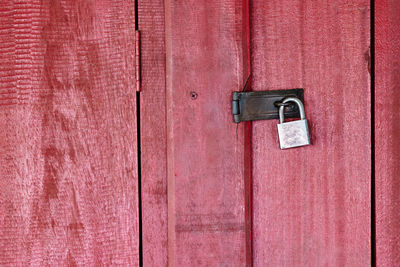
232, 89, 304, 123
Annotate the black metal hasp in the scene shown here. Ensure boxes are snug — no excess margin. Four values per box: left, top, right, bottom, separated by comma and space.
232, 89, 304, 123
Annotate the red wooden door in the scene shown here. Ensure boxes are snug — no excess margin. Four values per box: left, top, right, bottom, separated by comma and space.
140, 0, 371, 266
0, 1, 140, 265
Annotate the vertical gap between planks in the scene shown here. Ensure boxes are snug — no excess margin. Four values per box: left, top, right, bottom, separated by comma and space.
134, 0, 143, 265
246, 0, 253, 265
137, 94, 143, 267
370, 0, 376, 265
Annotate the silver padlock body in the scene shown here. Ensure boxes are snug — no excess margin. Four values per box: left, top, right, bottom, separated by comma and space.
277, 119, 311, 149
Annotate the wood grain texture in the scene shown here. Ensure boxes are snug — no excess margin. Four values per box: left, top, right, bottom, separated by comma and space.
375, 1, 400, 266
0, 1, 139, 265
250, 1, 371, 266
138, 0, 168, 265
164, 0, 251, 265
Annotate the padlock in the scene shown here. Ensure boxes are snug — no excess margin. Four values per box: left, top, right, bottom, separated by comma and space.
277, 97, 311, 149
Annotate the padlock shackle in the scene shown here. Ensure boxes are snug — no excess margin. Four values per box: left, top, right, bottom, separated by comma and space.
279, 97, 306, 123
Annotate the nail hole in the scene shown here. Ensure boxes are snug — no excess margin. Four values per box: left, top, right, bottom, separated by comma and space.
190, 91, 198, 100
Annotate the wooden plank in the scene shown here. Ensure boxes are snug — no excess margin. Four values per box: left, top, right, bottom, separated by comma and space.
138, 0, 168, 265
375, 1, 400, 265
164, 0, 251, 265
0, 1, 139, 265
250, 1, 371, 265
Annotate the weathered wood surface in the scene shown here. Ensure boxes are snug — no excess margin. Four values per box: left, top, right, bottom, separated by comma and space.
0, 1, 139, 265
138, 0, 168, 265
250, 1, 371, 265
375, 1, 400, 266
164, 0, 251, 265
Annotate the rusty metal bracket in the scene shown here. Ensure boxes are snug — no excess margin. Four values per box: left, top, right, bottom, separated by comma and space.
232, 89, 304, 123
